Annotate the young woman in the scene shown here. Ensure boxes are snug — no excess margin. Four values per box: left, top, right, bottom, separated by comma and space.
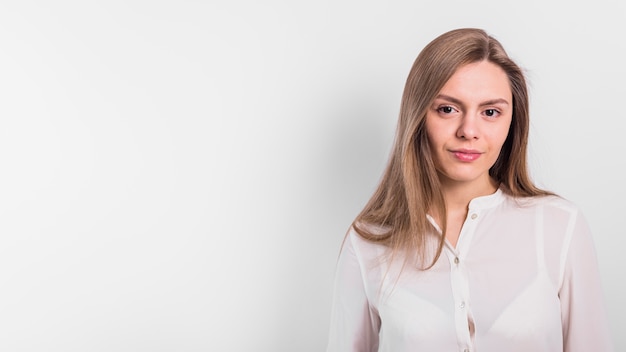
326, 28, 613, 352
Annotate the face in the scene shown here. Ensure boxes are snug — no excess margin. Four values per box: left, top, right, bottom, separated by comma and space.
425, 60, 512, 190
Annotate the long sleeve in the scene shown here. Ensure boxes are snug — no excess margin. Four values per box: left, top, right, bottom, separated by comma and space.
326, 231, 380, 352
559, 211, 614, 352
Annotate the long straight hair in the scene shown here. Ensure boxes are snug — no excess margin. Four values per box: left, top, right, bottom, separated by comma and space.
352, 28, 552, 269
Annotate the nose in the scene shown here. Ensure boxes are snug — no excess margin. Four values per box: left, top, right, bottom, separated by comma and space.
456, 113, 479, 140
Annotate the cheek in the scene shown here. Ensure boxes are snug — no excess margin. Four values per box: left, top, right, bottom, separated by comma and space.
493, 119, 513, 148
424, 117, 447, 149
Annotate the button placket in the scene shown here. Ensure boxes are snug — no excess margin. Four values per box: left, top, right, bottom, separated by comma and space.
449, 249, 472, 350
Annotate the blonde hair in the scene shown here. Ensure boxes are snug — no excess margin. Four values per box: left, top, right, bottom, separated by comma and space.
352, 28, 552, 268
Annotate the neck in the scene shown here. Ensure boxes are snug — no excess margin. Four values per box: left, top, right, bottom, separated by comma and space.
440, 177, 499, 212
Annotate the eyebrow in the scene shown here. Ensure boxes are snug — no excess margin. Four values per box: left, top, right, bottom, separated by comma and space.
435, 94, 510, 107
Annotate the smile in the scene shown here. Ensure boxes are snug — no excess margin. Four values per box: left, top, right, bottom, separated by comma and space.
451, 150, 482, 162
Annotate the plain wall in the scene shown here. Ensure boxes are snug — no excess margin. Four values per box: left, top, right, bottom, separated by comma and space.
0, 1, 624, 351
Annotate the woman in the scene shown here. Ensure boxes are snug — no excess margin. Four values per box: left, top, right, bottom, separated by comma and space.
326, 28, 613, 351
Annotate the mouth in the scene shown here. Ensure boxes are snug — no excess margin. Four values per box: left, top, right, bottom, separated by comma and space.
450, 149, 482, 162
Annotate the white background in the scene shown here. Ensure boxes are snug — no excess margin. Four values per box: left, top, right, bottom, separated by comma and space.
0, 1, 624, 351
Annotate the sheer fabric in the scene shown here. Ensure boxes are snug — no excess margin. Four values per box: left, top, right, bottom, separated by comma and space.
326, 189, 613, 352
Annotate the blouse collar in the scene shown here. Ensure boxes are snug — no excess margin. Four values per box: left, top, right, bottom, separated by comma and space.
467, 187, 506, 211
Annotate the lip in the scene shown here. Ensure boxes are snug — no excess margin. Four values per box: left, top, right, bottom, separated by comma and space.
450, 149, 482, 162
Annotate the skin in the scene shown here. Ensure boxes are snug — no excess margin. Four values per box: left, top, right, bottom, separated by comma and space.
425, 60, 513, 247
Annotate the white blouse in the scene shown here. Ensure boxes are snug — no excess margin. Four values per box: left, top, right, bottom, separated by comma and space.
326, 189, 613, 352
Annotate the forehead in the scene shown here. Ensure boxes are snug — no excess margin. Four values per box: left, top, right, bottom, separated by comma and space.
438, 61, 512, 102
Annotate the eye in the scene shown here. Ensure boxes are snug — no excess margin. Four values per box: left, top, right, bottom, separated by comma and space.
484, 109, 500, 117
437, 105, 457, 114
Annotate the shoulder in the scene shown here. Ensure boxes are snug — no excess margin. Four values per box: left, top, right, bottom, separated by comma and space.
505, 193, 594, 252
340, 224, 389, 266
345, 224, 387, 253
503, 193, 582, 215
499, 193, 591, 240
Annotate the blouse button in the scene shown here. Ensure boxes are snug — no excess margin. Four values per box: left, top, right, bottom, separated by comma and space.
454, 257, 459, 264
460, 301, 465, 308
470, 213, 478, 220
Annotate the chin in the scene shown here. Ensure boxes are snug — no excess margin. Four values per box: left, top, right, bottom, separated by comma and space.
438, 170, 491, 185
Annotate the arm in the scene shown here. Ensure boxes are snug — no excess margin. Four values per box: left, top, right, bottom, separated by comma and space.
559, 211, 614, 351
326, 231, 380, 352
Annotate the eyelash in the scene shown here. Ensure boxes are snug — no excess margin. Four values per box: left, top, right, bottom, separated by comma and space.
436, 105, 501, 118
483, 109, 500, 118
437, 106, 457, 114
